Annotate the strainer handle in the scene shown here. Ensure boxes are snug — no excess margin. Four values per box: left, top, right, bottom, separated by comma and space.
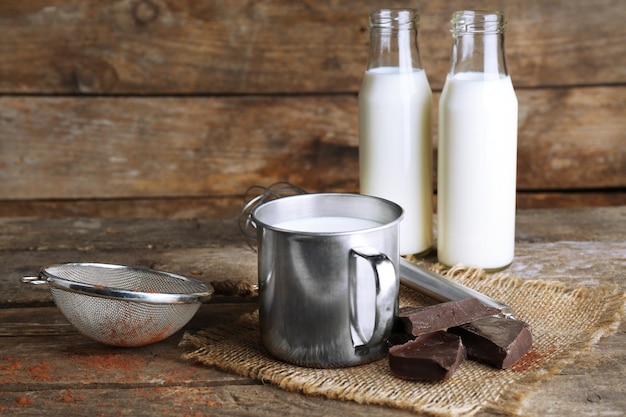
21, 276, 48, 285
239, 182, 309, 249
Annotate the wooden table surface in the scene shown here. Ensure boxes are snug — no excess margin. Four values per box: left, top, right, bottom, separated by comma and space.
1, 206, 624, 416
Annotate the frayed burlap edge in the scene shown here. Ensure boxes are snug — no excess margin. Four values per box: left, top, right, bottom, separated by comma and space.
421, 263, 626, 416
181, 262, 625, 417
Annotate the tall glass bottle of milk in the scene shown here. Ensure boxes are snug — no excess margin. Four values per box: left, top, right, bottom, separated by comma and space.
437, 11, 518, 270
359, 9, 433, 256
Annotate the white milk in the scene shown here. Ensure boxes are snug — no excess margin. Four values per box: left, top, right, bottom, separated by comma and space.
437, 72, 518, 270
273, 216, 381, 233
359, 67, 433, 256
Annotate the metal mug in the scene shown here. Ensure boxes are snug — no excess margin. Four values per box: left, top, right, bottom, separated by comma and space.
251, 193, 403, 368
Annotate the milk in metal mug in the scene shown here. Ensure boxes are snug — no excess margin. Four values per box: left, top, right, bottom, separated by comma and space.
250, 192, 403, 368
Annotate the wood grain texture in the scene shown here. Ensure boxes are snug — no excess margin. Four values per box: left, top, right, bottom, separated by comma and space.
2, 207, 624, 304
0, 191, 624, 220
1, 207, 624, 416
0, 95, 359, 200
1, 86, 624, 201
0, 384, 420, 417
0, 197, 244, 219
0, 0, 624, 94
0, 0, 624, 215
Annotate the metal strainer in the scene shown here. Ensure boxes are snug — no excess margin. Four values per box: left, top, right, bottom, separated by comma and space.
22, 263, 214, 347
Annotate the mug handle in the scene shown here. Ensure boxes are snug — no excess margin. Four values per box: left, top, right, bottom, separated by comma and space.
349, 246, 398, 355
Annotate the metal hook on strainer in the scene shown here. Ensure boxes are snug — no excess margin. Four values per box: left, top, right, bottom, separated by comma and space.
238, 181, 308, 250
22, 262, 214, 347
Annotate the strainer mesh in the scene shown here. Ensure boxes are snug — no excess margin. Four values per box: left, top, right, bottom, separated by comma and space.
45, 264, 206, 347
46, 263, 207, 294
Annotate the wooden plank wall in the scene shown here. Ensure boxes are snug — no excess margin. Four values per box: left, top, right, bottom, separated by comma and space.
0, 0, 624, 219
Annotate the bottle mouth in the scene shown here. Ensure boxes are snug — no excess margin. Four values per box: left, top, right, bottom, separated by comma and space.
369, 8, 419, 30
451, 10, 506, 35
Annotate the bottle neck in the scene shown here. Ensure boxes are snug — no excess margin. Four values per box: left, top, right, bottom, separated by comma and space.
448, 10, 509, 78
367, 9, 423, 71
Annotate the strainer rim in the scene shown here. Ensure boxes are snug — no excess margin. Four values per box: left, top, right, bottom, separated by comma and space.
40, 262, 214, 305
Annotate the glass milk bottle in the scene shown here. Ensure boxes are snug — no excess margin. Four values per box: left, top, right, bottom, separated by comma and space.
359, 8, 433, 256
437, 10, 518, 270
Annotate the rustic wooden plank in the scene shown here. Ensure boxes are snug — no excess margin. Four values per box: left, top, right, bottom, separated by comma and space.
1, 87, 623, 201
2, 353, 624, 417
521, 324, 626, 417
0, 0, 623, 94
0, 217, 247, 251
0, 190, 624, 220
513, 206, 626, 244
2, 318, 623, 417
0, 95, 359, 200
2, 207, 623, 256
0, 385, 422, 417
0, 197, 244, 219
511, 87, 626, 190
509, 241, 626, 286
0, 247, 259, 305
0, 304, 257, 386
0, 218, 259, 304
0, 208, 624, 417
2, 208, 624, 305
516, 191, 626, 209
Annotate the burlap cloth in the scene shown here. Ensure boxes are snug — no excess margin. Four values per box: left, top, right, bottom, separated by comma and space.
181, 261, 625, 416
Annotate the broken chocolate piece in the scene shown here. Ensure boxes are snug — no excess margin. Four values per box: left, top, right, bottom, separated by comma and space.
399, 297, 501, 336
386, 329, 415, 348
448, 316, 532, 369
388, 331, 466, 381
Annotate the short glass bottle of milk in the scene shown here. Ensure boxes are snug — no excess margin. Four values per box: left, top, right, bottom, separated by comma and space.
437, 11, 518, 270
359, 9, 433, 256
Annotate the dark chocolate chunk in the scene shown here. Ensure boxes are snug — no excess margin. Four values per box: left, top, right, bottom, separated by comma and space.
398, 297, 501, 336
388, 331, 466, 381
386, 330, 415, 348
448, 316, 533, 369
